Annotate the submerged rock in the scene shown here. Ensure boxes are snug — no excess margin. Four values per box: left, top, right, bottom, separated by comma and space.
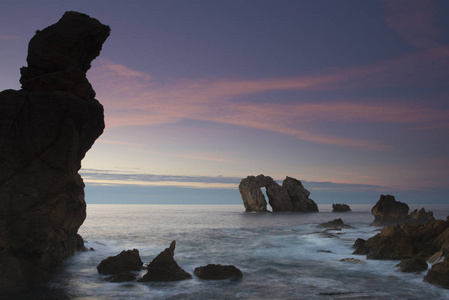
97, 249, 143, 275
0, 11, 109, 291
238, 175, 318, 212
194, 264, 243, 280
317, 218, 353, 230
332, 204, 351, 212
138, 241, 192, 282
339, 258, 366, 264
395, 258, 428, 273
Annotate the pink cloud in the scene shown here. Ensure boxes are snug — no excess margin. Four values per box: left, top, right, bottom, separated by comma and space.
0, 34, 18, 40
382, 0, 440, 49
88, 51, 449, 151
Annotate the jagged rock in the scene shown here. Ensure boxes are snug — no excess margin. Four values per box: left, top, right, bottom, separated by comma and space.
332, 204, 351, 212
408, 208, 435, 225
194, 264, 243, 280
371, 195, 409, 226
395, 258, 428, 273
97, 249, 143, 275
424, 257, 449, 289
355, 218, 449, 261
0, 11, 109, 291
238, 175, 318, 212
138, 241, 192, 282
317, 218, 353, 230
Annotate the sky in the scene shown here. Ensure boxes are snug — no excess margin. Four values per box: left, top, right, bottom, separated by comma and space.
1, 0, 448, 205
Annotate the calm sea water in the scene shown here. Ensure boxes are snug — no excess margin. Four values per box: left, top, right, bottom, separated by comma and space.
21, 204, 449, 299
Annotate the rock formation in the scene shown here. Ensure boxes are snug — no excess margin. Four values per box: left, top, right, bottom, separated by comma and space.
138, 241, 192, 282
332, 204, 351, 212
317, 218, 353, 230
97, 249, 143, 276
395, 258, 428, 273
194, 264, 243, 280
238, 175, 318, 212
370, 195, 434, 226
0, 11, 109, 291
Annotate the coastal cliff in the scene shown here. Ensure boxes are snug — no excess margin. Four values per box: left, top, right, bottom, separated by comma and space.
0, 11, 109, 291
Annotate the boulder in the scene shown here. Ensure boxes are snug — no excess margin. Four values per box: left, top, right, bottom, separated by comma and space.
0, 11, 109, 291
97, 249, 143, 275
424, 257, 449, 289
317, 218, 353, 230
371, 195, 409, 226
332, 204, 351, 212
395, 258, 428, 273
238, 175, 318, 212
194, 264, 243, 280
138, 241, 192, 282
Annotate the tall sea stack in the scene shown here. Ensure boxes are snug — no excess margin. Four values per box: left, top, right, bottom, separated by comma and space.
0, 12, 109, 290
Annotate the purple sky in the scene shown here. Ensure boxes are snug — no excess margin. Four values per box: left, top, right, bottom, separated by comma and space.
1, 0, 448, 204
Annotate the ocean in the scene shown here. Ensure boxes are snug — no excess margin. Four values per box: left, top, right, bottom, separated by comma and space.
20, 204, 449, 299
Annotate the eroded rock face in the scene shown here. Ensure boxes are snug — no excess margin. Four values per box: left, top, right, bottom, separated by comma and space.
424, 257, 449, 289
0, 11, 109, 291
238, 175, 318, 212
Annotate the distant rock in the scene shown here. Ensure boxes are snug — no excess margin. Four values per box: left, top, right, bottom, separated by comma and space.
194, 264, 243, 280
395, 258, 428, 273
370, 195, 434, 226
0, 11, 109, 291
97, 249, 143, 275
424, 257, 449, 289
332, 204, 351, 212
317, 218, 354, 230
238, 175, 318, 212
138, 241, 192, 282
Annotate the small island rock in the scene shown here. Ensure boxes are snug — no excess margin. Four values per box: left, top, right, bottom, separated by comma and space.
332, 204, 351, 212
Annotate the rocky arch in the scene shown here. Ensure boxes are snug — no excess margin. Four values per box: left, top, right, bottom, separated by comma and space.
238, 175, 318, 212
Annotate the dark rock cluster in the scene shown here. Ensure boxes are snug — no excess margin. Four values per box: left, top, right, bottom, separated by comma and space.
97, 241, 242, 283
238, 175, 318, 212
370, 194, 434, 226
0, 11, 109, 291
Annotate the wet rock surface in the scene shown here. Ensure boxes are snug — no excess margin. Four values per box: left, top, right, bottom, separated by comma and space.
97, 249, 143, 275
194, 264, 243, 280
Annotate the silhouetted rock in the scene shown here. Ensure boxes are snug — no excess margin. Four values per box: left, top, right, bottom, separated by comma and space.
332, 204, 351, 212
395, 258, 428, 273
194, 264, 243, 280
317, 218, 353, 230
0, 11, 109, 291
370, 195, 434, 226
97, 249, 143, 275
239, 175, 318, 212
371, 195, 409, 226
424, 257, 449, 289
138, 241, 192, 282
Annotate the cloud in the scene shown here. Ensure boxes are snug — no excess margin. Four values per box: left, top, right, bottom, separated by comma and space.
0, 35, 18, 40
382, 0, 440, 49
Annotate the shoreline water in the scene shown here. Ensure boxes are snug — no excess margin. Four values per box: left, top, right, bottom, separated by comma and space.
5, 203, 449, 299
